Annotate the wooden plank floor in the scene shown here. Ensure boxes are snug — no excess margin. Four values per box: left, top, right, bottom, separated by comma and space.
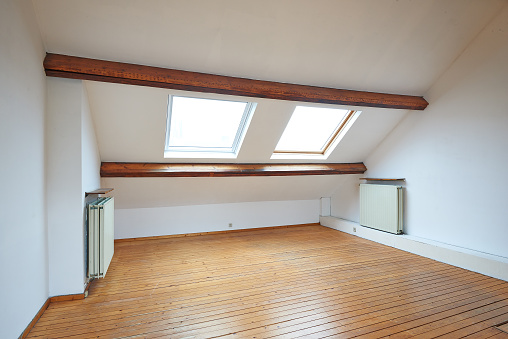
28, 225, 508, 338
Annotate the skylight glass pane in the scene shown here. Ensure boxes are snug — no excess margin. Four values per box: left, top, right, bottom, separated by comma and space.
275, 106, 349, 152
168, 96, 247, 149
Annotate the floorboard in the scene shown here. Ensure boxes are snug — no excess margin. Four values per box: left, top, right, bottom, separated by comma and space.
27, 225, 508, 338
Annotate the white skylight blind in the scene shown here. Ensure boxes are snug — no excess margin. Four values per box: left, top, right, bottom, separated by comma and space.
272, 106, 359, 159
165, 96, 255, 158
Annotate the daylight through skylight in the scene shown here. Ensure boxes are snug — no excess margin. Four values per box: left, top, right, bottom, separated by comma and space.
165, 96, 255, 158
273, 106, 359, 159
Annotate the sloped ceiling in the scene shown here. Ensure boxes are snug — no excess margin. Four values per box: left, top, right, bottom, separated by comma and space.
85, 81, 407, 164
33, 0, 504, 94
32, 0, 505, 208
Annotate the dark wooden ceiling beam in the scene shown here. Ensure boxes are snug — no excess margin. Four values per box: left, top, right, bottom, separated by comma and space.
100, 162, 367, 178
44, 53, 428, 110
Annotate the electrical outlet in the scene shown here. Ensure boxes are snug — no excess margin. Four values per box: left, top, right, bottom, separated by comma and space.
353, 227, 357, 232
228, 223, 233, 228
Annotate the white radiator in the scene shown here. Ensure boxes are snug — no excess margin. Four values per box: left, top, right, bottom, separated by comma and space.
88, 197, 114, 278
360, 184, 403, 234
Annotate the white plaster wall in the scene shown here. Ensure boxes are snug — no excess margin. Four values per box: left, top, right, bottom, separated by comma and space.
81, 84, 101, 284
330, 174, 363, 222
320, 197, 331, 217
104, 175, 347, 240
46, 77, 85, 296
0, 0, 48, 337
102, 175, 361, 209
47, 78, 101, 296
115, 200, 319, 239
81, 84, 101, 196
332, 5, 508, 259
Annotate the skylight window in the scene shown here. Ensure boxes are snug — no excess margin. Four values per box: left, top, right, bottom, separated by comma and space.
271, 106, 360, 159
165, 96, 256, 158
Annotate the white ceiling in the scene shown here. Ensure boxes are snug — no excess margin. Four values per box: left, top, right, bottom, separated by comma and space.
33, 0, 504, 95
32, 0, 506, 208
85, 81, 407, 163
32, 0, 506, 164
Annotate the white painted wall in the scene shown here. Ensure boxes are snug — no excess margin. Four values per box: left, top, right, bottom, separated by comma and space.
46, 78, 85, 296
81, 83, 101, 282
330, 174, 363, 222
0, 0, 48, 337
103, 175, 361, 209
46, 78, 101, 296
103, 175, 347, 239
81, 84, 101, 197
115, 200, 319, 239
331, 5, 508, 259
320, 197, 331, 217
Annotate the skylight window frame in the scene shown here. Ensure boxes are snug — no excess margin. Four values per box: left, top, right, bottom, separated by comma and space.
271, 107, 360, 160
164, 95, 256, 159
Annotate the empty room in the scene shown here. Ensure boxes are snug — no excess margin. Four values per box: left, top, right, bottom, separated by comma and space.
2, 0, 508, 338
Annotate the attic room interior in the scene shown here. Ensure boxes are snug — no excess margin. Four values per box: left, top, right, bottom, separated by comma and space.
2, 0, 508, 338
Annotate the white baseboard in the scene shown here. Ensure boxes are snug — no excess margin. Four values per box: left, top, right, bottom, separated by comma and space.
320, 216, 508, 281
